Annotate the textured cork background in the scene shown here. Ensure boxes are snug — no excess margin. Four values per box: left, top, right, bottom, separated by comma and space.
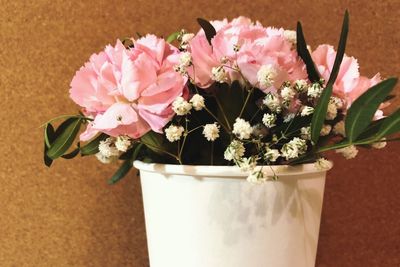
1, 0, 400, 266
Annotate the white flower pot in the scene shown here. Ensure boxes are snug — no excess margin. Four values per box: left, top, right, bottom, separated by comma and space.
134, 161, 330, 267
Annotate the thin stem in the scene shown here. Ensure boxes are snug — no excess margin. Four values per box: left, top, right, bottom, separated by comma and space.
203, 106, 230, 133
212, 93, 231, 130
39, 114, 93, 128
178, 118, 189, 161
139, 142, 182, 164
239, 87, 254, 118
211, 142, 214, 165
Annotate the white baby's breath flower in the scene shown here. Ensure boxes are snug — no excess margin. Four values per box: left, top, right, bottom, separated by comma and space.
326, 102, 338, 120
300, 126, 311, 140
307, 82, 323, 98
246, 170, 266, 184
281, 142, 299, 160
115, 136, 132, 152
165, 125, 185, 142
181, 33, 194, 44
98, 137, 120, 157
232, 118, 253, 140
336, 145, 358, 159
283, 30, 297, 45
263, 93, 281, 113
330, 96, 344, 109
283, 113, 296, 122
238, 157, 257, 172
371, 138, 387, 149
265, 148, 280, 162
179, 52, 192, 67
202, 123, 220, 141
281, 137, 307, 160
294, 79, 308, 92
280, 86, 296, 101
190, 94, 205, 111
257, 64, 278, 88
333, 121, 346, 136
172, 96, 192, 115
315, 158, 333, 170
95, 152, 117, 164
211, 66, 228, 83
262, 113, 277, 128
301, 106, 314, 117
224, 140, 245, 161
320, 124, 332, 136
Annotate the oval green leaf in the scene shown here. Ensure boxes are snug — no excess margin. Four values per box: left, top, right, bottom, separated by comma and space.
296, 22, 320, 83
345, 78, 398, 142
47, 118, 82, 159
197, 18, 216, 45
311, 85, 333, 143
80, 133, 108, 156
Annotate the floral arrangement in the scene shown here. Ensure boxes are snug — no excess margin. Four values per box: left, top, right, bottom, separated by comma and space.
43, 11, 400, 184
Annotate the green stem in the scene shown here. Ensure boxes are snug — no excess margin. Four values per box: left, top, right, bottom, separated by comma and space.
40, 114, 93, 128
212, 93, 232, 130
203, 106, 230, 133
239, 87, 254, 119
139, 142, 182, 164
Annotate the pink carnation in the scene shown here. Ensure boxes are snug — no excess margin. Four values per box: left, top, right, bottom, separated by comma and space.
188, 16, 307, 90
311, 44, 384, 117
69, 35, 187, 141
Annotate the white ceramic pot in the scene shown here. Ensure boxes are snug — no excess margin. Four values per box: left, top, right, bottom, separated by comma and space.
134, 161, 330, 267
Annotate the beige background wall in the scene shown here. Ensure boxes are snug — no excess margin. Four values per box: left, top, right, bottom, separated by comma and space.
1, 0, 400, 266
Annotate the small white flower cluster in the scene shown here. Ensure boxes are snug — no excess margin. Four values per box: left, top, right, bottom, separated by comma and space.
336, 145, 358, 159
283, 30, 297, 45
202, 123, 220, 141
262, 113, 277, 128
165, 125, 185, 142
172, 94, 205, 116
224, 140, 245, 161
265, 147, 280, 162
301, 126, 311, 140
315, 158, 333, 170
177, 29, 195, 50
174, 52, 192, 75
257, 64, 278, 88
96, 136, 132, 164
371, 138, 387, 149
281, 137, 307, 160
211, 66, 228, 83
263, 93, 281, 113
232, 118, 253, 139
333, 121, 346, 136
301, 106, 314, 117
294, 79, 308, 93
307, 82, 323, 98
172, 96, 192, 115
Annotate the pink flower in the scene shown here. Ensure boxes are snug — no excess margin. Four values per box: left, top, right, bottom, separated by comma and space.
311, 44, 384, 117
69, 35, 187, 141
188, 16, 306, 90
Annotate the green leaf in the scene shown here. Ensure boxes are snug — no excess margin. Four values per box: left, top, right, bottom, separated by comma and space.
326, 10, 349, 88
61, 143, 80, 159
140, 131, 165, 153
47, 118, 82, 159
356, 118, 385, 140
108, 143, 143, 185
44, 124, 55, 167
345, 78, 398, 141
166, 32, 180, 43
373, 108, 400, 139
197, 18, 216, 45
310, 85, 333, 143
296, 22, 320, 82
80, 133, 108, 156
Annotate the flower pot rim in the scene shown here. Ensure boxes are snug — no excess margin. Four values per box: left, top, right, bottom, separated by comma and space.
133, 160, 332, 179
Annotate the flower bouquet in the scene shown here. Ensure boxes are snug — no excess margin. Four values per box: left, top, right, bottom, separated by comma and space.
43, 10, 399, 267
